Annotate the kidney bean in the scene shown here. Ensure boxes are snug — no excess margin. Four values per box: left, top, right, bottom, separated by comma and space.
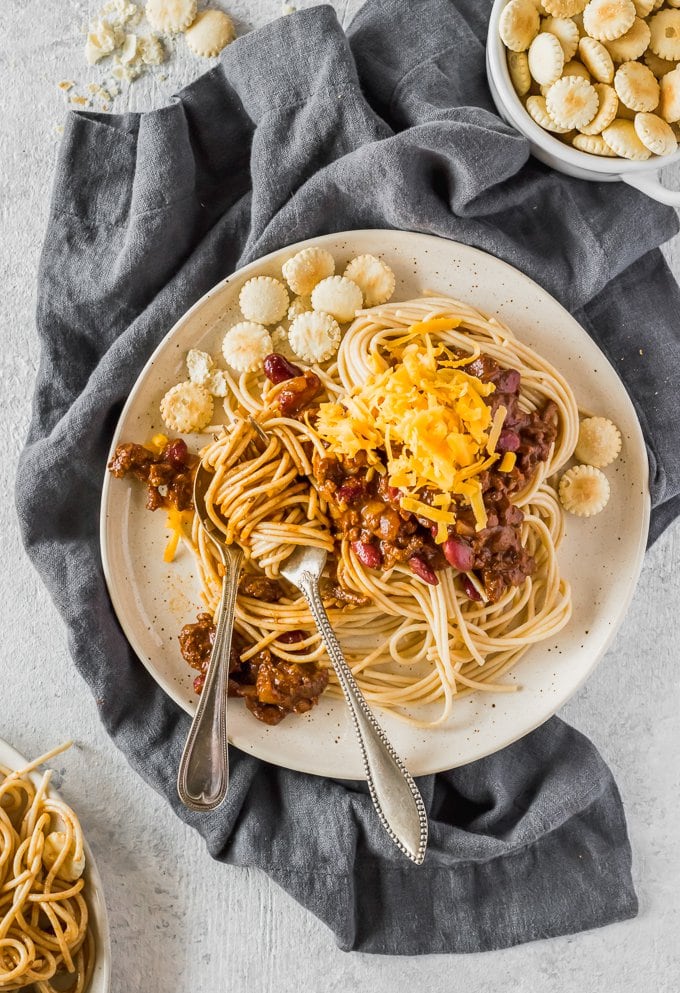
409, 555, 439, 586
461, 575, 482, 601
276, 629, 308, 656
467, 355, 497, 381
277, 629, 308, 645
496, 368, 521, 394
497, 429, 520, 453
351, 540, 383, 570
165, 438, 189, 467
278, 370, 322, 416
263, 352, 303, 384
335, 479, 366, 505
442, 536, 474, 571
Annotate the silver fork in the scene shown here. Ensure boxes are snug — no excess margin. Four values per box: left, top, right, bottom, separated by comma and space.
177, 464, 243, 813
280, 545, 428, 864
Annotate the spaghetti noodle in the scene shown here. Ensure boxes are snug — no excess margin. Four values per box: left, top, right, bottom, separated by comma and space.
185, 295, 579, 727
0, 744, 94, 993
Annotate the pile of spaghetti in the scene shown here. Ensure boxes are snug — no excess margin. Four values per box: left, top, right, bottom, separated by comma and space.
0, 745, 93, 992
185, 295, 579, 727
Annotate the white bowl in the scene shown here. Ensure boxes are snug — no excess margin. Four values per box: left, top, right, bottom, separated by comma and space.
0, 738, 112, 993
101, 230, 649, 779
486, 0, 680, 206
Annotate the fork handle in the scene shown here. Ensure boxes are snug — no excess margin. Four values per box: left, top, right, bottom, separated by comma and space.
177, 545, 243, 812
300, 577, 428, 864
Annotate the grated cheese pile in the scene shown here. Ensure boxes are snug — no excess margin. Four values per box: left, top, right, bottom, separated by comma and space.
315, 320, 511, 535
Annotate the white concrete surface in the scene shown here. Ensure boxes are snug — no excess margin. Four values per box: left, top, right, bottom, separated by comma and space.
1, 1, 679, 990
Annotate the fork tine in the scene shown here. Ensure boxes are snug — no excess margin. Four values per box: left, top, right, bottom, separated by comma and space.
248, 415, 269, 443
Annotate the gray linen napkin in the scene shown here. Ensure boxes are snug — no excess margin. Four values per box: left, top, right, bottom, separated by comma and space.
15, 0, 680, 954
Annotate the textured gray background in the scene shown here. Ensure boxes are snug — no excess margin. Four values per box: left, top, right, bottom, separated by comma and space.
1, 0, 679, 990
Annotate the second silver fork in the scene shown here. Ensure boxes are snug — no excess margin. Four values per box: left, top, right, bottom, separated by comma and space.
280, 545, 428, 865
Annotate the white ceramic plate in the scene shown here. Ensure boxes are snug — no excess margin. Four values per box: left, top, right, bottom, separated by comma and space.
0, 738, 111, 993
100, 230, 649, 779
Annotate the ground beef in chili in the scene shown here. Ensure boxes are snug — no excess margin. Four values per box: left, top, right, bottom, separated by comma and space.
178, 613, 329, 725
238, 574, 284, 603
178, 612, 221, 694
108, 439, 195, 511
313, 352, 558, 604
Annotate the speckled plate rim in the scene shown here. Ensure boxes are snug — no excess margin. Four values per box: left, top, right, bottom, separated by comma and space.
100, 230, 650, 779
0, 737, 112, 993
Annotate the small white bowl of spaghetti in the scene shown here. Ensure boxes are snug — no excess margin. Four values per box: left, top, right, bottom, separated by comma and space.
0, 739, 111, 993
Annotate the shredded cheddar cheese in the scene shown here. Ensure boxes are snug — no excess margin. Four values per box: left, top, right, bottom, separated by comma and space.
149, 433, 168, 455
163, 508, 191, 563
315, 331, 502, 531
400, 497, 457, 525
486, 405, 507, 455
499, 451, 517, 473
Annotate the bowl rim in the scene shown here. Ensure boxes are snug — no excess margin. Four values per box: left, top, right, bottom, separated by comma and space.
486, 0, 680, 175
0, 738, 112, 993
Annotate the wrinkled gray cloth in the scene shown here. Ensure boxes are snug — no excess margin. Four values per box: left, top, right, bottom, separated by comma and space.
15, 0, 680, 954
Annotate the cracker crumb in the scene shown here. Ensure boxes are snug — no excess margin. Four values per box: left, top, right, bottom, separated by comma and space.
70, 95, 90, 107
60, 0, 222, 101
103, 0, 140, 26
139, 34, 165, 65
120, 33, 139, 64
112, 61, 141, 81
